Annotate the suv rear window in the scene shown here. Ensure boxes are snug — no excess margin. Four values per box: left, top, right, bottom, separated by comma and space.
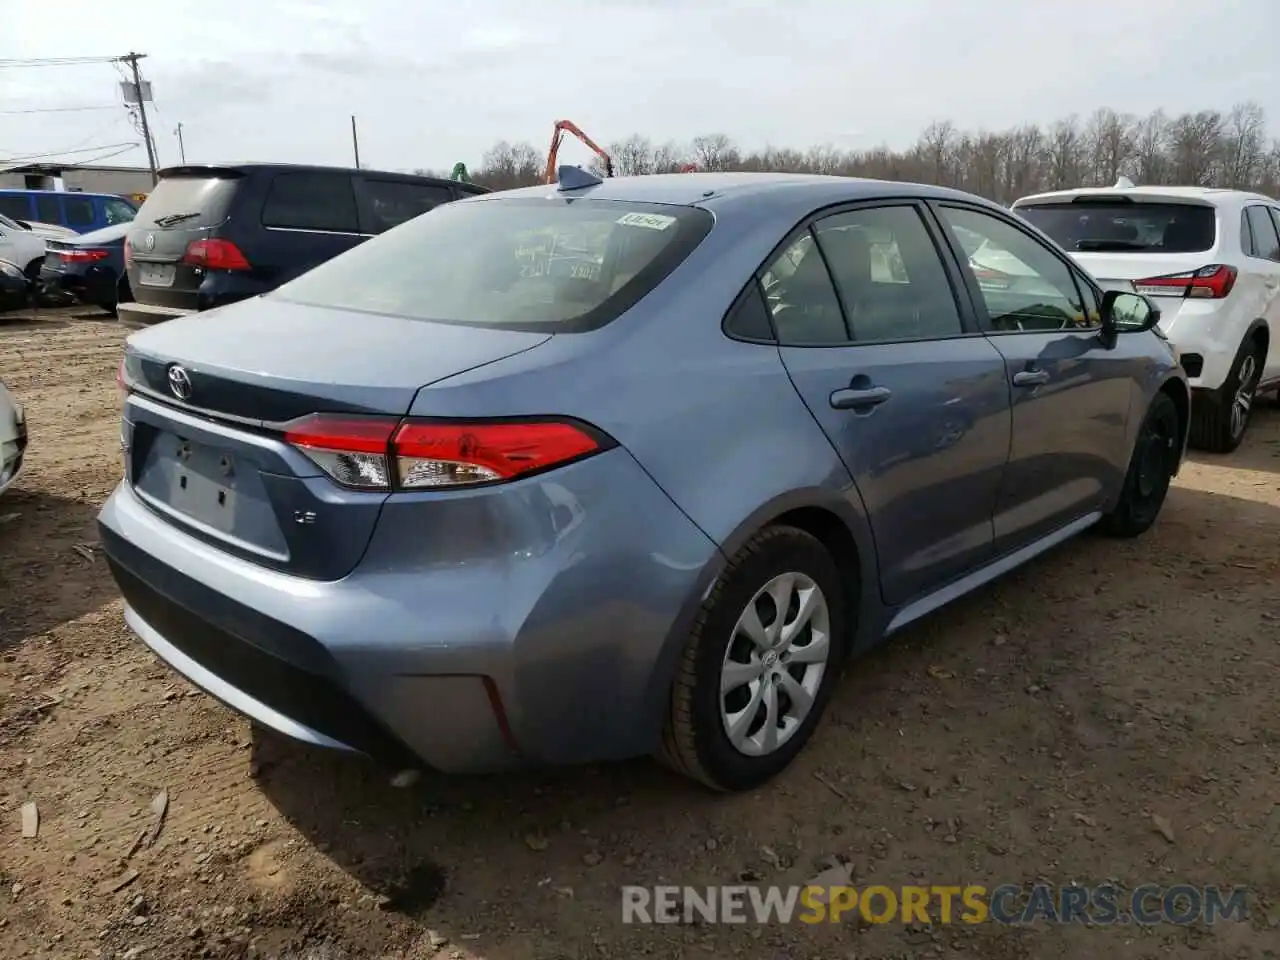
273, 197, 714, 332
135, 172, 240, 228
1015, 201, 1216, 254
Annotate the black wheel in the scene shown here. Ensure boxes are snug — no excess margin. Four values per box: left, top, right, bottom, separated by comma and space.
1189, 334, 1265, 453
659, 525, 847, 791
1099, 391, 1180, 538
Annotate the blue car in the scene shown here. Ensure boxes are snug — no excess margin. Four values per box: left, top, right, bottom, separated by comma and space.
40, 221, 131, 313
100, 171, 1189, 791
0, 189, 137, 234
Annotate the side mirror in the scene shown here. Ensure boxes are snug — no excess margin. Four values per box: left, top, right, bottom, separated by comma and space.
1101, 289, 1161, 335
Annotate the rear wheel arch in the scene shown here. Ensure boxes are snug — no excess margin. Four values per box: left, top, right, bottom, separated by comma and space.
640, 492, 874, 751
1247, 319, 1269, 365
1156, 377, 1190, 471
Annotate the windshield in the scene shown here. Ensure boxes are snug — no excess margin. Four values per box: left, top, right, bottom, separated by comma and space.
274, 197, 714, 332
0, 213, 22, 231
1016, 201, 1216, 254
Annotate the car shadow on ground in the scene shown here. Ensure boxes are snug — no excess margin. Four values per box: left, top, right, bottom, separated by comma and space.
1185, 405, 1280, 474
0, 486, 117, 650
249, 482, 1280, 957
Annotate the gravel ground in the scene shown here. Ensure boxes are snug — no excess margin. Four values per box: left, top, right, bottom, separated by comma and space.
2, 309, 1278, 960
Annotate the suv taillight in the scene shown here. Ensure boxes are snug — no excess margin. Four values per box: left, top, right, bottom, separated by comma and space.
1134, 264, 1236, 300
181, 238, 250, 271
282, 414, 611, 491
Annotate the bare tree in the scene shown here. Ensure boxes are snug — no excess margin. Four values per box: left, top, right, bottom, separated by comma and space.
467, 103, 1280, 200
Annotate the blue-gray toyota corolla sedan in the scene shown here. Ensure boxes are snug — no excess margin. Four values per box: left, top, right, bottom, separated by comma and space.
100, 171, 1189, 791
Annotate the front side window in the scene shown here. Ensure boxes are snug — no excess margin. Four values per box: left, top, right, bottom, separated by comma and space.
814, 205, 964, 342
274, 198, 713, 332
940, 206, 1092, 332
104, 198, 136, 225
363, 180, 454, 233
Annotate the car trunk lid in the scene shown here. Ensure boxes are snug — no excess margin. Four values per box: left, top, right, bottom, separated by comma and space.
121, 297, 552, 579
126, 167, 244, 311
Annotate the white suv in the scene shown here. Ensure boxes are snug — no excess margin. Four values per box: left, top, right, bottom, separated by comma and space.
1012, 183, 1279, 453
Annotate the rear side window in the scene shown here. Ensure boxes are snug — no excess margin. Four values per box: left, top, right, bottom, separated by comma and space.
273, 197, 713, 332
35, 194, 60, 223
1016, 201, 1216, 254
64, 196, 96, 228
0, 196, 31, 220
136, 174, 239, 228
363, 180, 454, 232
1243, 206, 1280, 261
262, 172, 359, 233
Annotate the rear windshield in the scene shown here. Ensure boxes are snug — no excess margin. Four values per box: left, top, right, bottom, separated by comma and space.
134, 173, 240, 229
273, 197, 714, 332
1016, 201, 1217, 254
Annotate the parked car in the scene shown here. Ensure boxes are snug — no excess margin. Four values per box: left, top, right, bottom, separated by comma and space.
0, 189, 137, 234
0, 374, 27, 495
0, 213, 48, 279
40, 222, 132, 314
0, 259, 32, 313
118, 163, 490, 328
101, 172, 1189, 792
1012, 184, 1280, 452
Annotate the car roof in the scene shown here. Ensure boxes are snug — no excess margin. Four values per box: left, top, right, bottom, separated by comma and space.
476, 171, 1002, 218
156, 162, 476, 189
0, 188, 126, 199
1014, 185, 1277, 207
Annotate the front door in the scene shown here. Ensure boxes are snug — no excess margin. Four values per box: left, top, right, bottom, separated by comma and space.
767, 202, 1012, 606
932, 203, 1133, 552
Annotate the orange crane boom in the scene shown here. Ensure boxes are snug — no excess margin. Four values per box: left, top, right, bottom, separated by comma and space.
545, 120, 614, 184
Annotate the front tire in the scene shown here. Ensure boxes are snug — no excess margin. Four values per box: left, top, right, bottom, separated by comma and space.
660, 525, 847, 791
1099, 391, 1180, 538
1189, 334, 1265, 453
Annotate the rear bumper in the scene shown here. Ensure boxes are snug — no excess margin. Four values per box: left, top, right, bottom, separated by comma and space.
96, 448, 720, 773
1158, 301, 1244, 393
117, 300, 196, 329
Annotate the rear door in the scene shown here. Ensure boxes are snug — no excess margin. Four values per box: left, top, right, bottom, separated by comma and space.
354, 177, 456, 234
126, 168, 244, 310
771, 201, 1012, 606
934, 202, 1132, 552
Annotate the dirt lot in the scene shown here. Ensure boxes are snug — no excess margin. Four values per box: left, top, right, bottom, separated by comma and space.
1, 311, 1278, 960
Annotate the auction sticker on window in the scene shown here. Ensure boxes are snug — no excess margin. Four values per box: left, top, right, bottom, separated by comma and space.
616, 212, 677, 231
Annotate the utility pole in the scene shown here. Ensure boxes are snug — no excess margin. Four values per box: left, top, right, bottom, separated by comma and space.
350, 115, 361, 169
175, 122, 186, 164
119, 52, 158, 186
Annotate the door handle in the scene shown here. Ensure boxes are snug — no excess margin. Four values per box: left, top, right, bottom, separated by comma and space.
1012, 369, 1050, 387
830, 385, 892, 410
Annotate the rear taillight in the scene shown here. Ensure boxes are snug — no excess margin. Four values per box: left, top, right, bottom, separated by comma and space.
181, 238, 251, 271
58, 248, 111, 263
122, 237, 132, 266
971, 266, 1011, 290
282, 414, 610, 491
116, 357, 129, 401
1135, 264, 1236, 300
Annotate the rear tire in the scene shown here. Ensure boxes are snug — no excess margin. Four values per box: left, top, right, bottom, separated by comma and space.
1099, 391, 1179, 538
1189, 334, 1265, 453
659, 525, 847, 792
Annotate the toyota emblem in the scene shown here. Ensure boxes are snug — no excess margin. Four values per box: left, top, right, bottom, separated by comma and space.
144, 233, 156, 252
167, 365, 192, 401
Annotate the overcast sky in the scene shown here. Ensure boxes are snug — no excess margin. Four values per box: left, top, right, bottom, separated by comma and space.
4, 0, 1277, 174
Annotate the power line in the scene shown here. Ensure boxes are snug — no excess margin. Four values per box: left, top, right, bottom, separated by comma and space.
0, 104, 119, 115
0, 141, 140, 164
0, 56, 118, 69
